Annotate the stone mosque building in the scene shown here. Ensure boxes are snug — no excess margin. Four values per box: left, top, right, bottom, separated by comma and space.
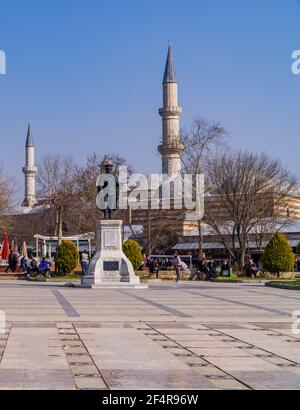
5, 45, 300, 255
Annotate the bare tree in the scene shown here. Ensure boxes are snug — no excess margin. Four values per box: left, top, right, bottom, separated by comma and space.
37, 155, 76, 243
140, 209, 183, 255
0, 165, 17, 231
181, 118, 228, 258
205, 150, 298, 270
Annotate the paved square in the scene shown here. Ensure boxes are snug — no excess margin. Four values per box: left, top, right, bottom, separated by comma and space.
0, 280, 299, 390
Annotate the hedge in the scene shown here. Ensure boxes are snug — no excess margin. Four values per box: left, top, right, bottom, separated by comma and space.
262, 232, 295, 275
123, 240, 143, 271
55, 240, 79, 274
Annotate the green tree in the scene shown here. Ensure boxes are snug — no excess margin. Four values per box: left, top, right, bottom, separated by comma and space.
123, 240, 143, 271
262, 232, 295, 277
55, 240, 79, 275
297, 242, 300, 254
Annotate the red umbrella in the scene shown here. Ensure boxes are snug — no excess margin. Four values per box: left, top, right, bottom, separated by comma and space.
1, 232, 10, 260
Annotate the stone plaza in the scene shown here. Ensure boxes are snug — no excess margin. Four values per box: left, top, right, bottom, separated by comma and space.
0, 280, 300, 390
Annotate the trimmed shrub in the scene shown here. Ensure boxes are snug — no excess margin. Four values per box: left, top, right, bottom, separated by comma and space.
123, 240, 143, 271
55, 240, 79, 274
262, 232, 295, 276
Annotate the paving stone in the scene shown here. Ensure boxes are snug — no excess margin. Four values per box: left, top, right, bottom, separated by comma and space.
74, 377, 107, 390
13, 323, 56, 329
149, 323, 191, 329
60, 335, 80, 341
62, 340, 84, 347
194, 366, 230, 378
232, 370, 300, 390
66, 355, 93, 364
249, 349, 274, 358
70, 364, 99, 374
101, 369, 215, 390
211, 379, 249, 390
190, 347, 253, 358
161, 343, 183, 349
0, 369, 75, 390
63, 346, 87, 354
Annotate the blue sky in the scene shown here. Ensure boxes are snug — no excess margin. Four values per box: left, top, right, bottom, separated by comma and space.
0, 0, 300, 195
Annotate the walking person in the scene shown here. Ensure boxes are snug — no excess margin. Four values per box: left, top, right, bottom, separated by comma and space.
173, 251, 182, 283
196, 256, 208, 280
81, 250, 89, 275
5, 253, 14, 273
6, 253, 18, 273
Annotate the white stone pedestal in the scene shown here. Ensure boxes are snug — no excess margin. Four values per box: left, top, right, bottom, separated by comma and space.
81, 220, 146, 289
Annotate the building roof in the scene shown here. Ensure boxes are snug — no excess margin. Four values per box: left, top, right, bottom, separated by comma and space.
33, 225, 144, 242
5, 204, 50, 216
25, 123, 34, 147
163, 44, 177, 84
173, 238, 300, 252
184, 219, 300, 237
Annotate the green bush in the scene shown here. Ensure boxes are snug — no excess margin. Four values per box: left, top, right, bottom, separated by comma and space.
123, 240, 143, 271
55, 240, 79, 275
262, 232, 295, 276
297, 242, 300, 254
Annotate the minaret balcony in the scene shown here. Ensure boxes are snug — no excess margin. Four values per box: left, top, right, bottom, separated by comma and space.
159, 106, 182, 117
158, 142, 184, 156
22, 166, 37, 174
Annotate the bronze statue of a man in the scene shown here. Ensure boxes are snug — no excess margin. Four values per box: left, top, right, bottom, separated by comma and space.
96, 160, 119, 220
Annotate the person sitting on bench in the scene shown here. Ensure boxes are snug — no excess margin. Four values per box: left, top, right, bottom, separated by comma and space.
39, 257, 52, 277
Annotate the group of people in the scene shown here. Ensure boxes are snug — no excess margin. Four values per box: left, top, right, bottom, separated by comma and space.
146, 252, 230, 282
26, 257, 54, 278
5, 252, 54, 278
146, 253, 189, 282
194, 256, 224, 281
4, 249, 90, 277
26, 251, 90, 277
148, 257, 174, 276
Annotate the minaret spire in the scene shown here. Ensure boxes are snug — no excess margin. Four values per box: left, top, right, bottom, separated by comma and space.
163, 42, 177, 84
22, 122, 37, 208
158, 43, 184, 177
25, 122, 34, 147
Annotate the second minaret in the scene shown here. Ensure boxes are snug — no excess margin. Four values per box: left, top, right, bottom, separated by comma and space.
158, 44, 184, 178
22, 123, 37, 208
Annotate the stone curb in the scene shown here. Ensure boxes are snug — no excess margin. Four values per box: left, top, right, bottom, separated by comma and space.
265, 282, 300, 291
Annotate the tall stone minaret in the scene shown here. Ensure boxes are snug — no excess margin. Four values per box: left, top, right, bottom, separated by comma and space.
158, 43, 184, 177
22, 123, 37, 208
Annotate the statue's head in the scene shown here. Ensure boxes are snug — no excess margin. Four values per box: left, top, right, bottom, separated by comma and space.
102, 159, 113, 174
